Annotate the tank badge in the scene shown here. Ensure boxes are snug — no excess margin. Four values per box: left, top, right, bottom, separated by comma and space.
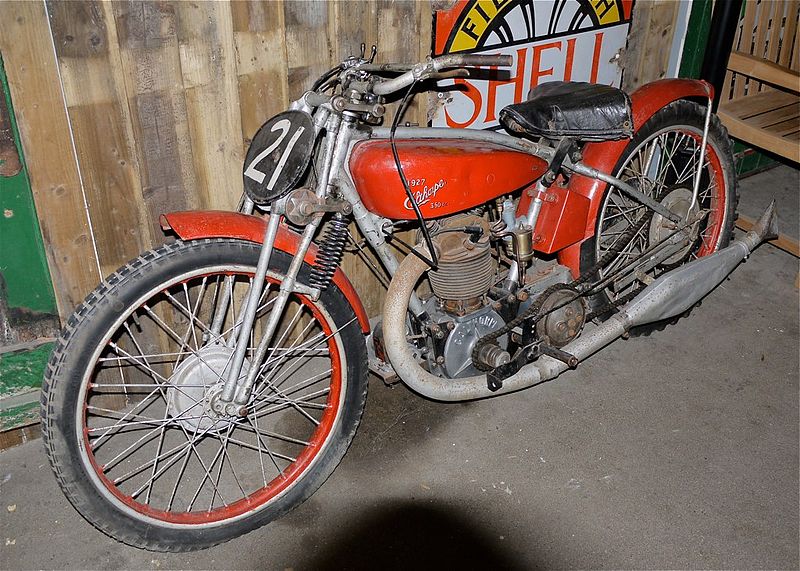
403, 178, 447, 210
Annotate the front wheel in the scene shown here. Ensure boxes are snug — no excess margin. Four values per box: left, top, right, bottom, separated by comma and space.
41, 239, 368, 551
581, 100, 739, 315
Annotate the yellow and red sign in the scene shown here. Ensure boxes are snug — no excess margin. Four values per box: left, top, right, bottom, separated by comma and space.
433, 0, 634, 129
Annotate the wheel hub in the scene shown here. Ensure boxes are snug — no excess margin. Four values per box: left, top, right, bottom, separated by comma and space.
166, 345, 250, 432
649, 187, 701, 265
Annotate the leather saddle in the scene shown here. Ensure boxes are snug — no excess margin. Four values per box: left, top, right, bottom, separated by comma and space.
499, 81, 633, 142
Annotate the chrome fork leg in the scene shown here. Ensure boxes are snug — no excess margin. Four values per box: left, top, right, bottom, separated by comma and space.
233, 217, 322, 406
207, 196, 258, 340
219, 213, 283, 407
220, 111, 341, 411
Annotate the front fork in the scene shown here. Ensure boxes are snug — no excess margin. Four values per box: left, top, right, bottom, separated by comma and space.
211, 108, 341, 416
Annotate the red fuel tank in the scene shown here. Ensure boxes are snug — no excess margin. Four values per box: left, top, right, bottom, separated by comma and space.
349, 139, 547, 220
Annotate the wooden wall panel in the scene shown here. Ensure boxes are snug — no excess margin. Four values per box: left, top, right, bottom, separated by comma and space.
46, 0, 150, 277
284, 0, 332, 100
333, 0, 378, 61
2, 0, 678, 320
231, 1, 289, 143
175, 1, 243, 211
0, 1, 101, 316
112, 0, 198, 240
621, 0, 681, 91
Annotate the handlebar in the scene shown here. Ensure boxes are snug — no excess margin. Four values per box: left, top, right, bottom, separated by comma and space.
435, 54, 513, 69
371, 53, 513, 96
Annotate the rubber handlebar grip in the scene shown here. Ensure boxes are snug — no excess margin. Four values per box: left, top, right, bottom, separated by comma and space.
455, 54, 513, 67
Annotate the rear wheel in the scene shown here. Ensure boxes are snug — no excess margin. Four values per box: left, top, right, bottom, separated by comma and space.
581, 100, 738, 315
41, 239, 368, 551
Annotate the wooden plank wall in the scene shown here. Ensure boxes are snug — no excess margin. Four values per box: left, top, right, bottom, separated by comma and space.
1, 0, 680, 320
0, 0, 431, 319
621, 0, 683, 91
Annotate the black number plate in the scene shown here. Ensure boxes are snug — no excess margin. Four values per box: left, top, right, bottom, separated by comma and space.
243, 110, 315, 204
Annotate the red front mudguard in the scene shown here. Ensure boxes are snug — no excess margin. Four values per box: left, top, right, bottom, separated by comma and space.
518, 78, 714, 277
160, 211, 371, 334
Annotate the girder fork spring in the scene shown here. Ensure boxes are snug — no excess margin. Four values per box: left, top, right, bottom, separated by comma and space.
309, 214, 349, 291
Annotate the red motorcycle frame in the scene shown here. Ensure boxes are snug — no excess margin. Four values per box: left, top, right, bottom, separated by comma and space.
163, 78, 714, 279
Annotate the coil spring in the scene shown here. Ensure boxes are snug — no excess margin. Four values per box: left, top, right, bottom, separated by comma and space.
309, 215, 349, 291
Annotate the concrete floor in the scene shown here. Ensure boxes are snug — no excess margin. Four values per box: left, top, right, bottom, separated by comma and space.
1, 165, 798, 570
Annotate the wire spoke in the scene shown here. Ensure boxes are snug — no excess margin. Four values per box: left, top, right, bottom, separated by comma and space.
74, 259, 346, 519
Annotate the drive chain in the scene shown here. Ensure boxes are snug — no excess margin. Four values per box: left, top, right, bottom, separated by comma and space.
471, 203, 657, 371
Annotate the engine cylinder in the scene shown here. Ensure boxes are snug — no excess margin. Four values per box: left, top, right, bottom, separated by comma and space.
428, 215, 496, 315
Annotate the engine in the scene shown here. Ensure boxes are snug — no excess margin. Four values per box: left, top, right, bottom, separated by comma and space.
423, 214, 509, 378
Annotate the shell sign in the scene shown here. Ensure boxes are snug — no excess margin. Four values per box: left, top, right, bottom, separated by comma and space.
432, 0, 634, 130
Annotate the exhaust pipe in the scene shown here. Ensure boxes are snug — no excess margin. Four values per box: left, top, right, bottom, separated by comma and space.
382, 201, 778, 402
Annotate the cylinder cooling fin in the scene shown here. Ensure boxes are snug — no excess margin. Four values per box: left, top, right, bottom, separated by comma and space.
428, 214, 496, 315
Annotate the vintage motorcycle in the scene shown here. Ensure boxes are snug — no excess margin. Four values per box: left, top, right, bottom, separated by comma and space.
41, 49, 776, 551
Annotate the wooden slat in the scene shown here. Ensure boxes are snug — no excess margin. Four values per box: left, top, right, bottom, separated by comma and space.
174, 1, 243, 211
284, 0, 331, 101
0, 1, 101, 317
745, 102, 799, 128
728, 51, 800, 92
112, 0, 199, 242
779, 1, 799, 67
735, 1, 759, 99
751, 105, 799, 129
721, 89, 798, 118
770, 116, 800, 136
378, 0, 423, 122
417, 0, 433, 125
766, 0, 785, 63
794, 8, 800, 71
620, 0, 650, 91
754, 0, 773, 60
333, 0, 378, 61
46, 1, 150, 277
719, 107, 800, 162
231, 1, 289, 144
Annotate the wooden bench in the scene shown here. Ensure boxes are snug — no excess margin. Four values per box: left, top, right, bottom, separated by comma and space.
718, 51, 799, 163
716, 0, 799, 285
717, 0, 799, 163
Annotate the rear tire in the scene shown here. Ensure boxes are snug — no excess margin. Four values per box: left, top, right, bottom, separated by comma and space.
41, 239, 368, 551
580, 100, 738, 327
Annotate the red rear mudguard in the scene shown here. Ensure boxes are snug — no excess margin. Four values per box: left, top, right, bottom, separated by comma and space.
521, 79, 714, 277
160, 211, 371, 333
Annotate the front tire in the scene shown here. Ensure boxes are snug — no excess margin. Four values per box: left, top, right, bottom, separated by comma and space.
41, 239, 368, 551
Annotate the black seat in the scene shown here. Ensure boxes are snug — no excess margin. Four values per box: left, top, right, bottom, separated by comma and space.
499, 81, 633, 142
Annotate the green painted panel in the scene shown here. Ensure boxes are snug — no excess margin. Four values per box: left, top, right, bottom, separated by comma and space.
0, 54, 57, 314
0, 399, 39, 432
1, 52, 59, 432
0, 343, 51, 431
679, 0, 713, 80
0, 342, 52, 396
